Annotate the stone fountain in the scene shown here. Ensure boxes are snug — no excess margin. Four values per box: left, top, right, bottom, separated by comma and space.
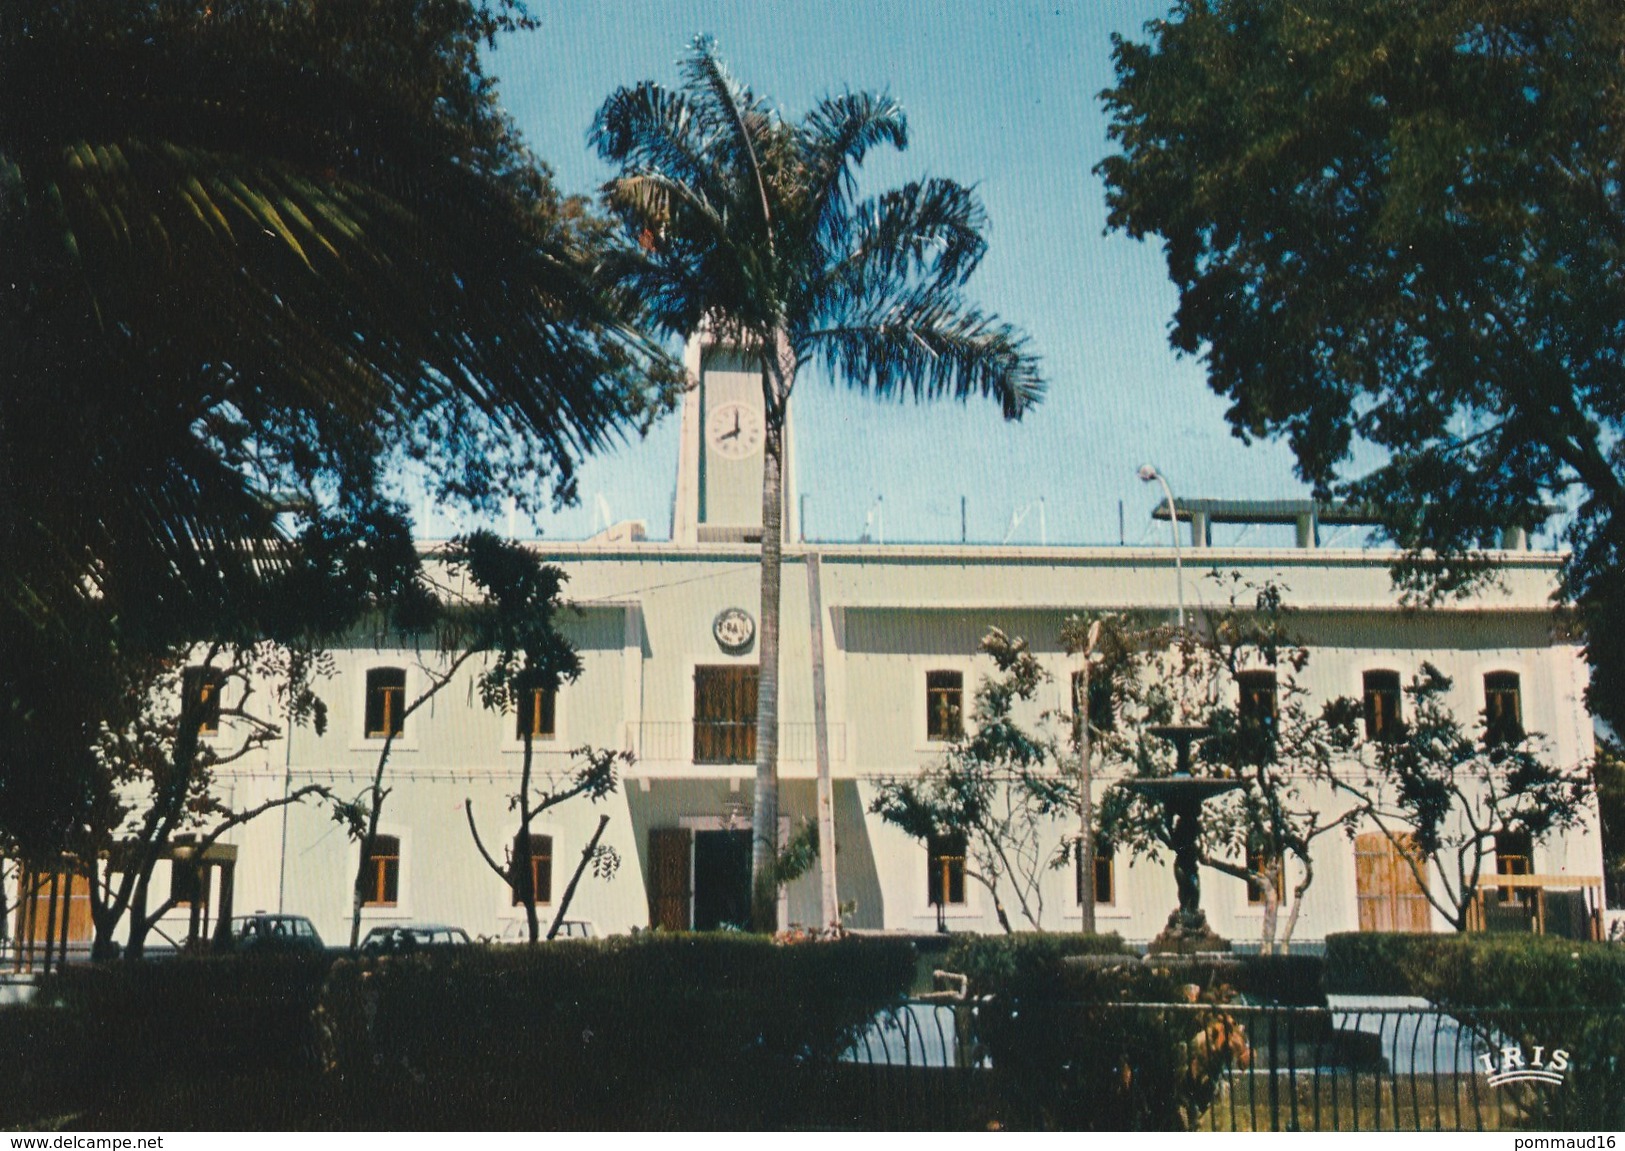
1125, 724, 1242, 954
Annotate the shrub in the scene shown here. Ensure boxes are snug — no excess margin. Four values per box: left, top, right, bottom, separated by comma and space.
937, 938, 1253, 1130
317, 933, 916, 1127
1324, 933, 1625, 1129
1230, 953, 1325, 1006
1323, 932, 1625, 1006
0, 954, 333, 1128
942, 931, 1128, 998
971, 955, 1247, 1130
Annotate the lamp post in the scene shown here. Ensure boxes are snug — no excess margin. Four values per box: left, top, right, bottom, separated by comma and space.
1138, 464, 1184, 631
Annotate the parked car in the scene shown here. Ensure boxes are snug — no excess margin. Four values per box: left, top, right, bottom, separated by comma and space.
359, 922, 472, 955
497, 918, 596, 941
229, 912, 325, 954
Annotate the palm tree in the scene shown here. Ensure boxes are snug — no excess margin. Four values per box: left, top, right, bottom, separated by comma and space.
0, 2, 671, 853
592, 37, 1045, 930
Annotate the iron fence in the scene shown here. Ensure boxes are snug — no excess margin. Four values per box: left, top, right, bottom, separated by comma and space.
828, 1000, 1625, 1131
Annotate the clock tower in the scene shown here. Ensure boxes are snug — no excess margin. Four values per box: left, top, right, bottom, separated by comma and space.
672, 334, 798, 545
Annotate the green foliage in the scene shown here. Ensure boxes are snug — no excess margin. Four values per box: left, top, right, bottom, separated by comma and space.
870, 629, 1079, 931
0, 954, 333, 1125
1097, 0, 1625, 731
1325, 932, 1625, 1007
943, 931, 1129, 997
317, 935, 916, 1126
1593, 744, 1625, 910
0, 0, 672, 859
964, 951, 1248, 1130
1090, 576, 1354, 951
1325, 667, 1591, 930
593, 36, 1042, 928
1324, 932, 1625, 1129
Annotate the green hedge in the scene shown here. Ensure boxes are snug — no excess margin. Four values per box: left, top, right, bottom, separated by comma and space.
0, 954, 333, 1128
1324, 933, 1625, 1130
318, 934, 917, 1127
968, 953, 1246, 1130
1324, 932, 1625, 1006
943, 932, 1129, 998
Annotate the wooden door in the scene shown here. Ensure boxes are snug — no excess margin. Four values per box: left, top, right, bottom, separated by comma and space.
1354, 832, 1432, 932
16, 868, 93, 944
648, 828, 693, 930
693, 665, 757, 764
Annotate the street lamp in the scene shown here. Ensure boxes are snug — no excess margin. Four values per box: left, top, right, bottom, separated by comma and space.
1138, 464, 1184, 630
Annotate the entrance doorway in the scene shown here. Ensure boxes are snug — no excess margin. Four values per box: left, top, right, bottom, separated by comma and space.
693, 829, 752, 931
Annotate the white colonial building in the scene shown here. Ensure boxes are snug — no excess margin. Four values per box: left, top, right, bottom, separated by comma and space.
14, 338, 1610, 954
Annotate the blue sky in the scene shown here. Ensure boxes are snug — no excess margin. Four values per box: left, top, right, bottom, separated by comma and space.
416, 0, 1323, 547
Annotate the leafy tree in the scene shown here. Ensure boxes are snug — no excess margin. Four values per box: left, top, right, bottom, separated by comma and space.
451, 532, 626, 942
73, 641, 334, 960
333, 531, 584, 949
592, 36, 1044, 928
1319, 663, 1593, 931
1593, 742, 1625, 910
871, 630, 1078, 933
1090, 579, 1358, 953
464, 746, 627, 943
0, 0, 673, 855
1097, 0, 1625, 728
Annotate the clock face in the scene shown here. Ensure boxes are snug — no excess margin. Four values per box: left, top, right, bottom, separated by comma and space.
713, 607, 756, 653
705, 400, 765, 460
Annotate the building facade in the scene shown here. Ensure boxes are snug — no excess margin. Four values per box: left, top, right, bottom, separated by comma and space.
20, 340, 1608, 951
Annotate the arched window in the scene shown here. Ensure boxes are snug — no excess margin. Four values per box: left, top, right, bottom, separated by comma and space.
1362, 670, 1403, 741
362, 835, 400, 906
181, 666, 224, 735
365, 668, 406, 738
510, 833, 553, 905
1484, 672, 1524, 745
926, 671, 964, 741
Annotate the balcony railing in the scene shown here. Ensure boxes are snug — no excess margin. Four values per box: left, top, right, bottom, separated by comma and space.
627, 721, 844, 766
1465, 873, 1603, 940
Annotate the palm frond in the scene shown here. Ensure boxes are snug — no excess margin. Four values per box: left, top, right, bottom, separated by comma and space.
798, 90, 908, 249
805, 294, 1045, 420
802, 177, 991, 322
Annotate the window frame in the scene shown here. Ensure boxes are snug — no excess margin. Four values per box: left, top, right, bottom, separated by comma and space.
1070, 668, 1116, 735
360, 833, 402, 909
1362, 669, 1404, 743
1483, 671, 1525, 746
1245, 843, 1286, 907
515, 685, 558, 742
509, 831, 554, 907
181, 666, 225, 737
926, 832, 968, 907
691, 663, 759, 766
363, 666, 408, 741
1236, 669, 1280, 750
1074, 842, 1116, 908
925, 669, 966, 743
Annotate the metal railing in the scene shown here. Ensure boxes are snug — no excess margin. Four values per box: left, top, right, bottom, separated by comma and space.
829, 1000, 1625, 1131
626, 721, 844, 766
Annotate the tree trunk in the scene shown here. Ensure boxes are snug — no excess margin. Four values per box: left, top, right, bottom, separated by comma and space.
518, 729, 539, 943
806, 552, 839, 929
1279, 854, 1313, 953
548, 814, 610, 940
350, 730, 396, 950
750, 328, 795, 933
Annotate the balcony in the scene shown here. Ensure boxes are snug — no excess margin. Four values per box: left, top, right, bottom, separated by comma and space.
627, 721, 845, 768
1465, 873, 1603, 940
